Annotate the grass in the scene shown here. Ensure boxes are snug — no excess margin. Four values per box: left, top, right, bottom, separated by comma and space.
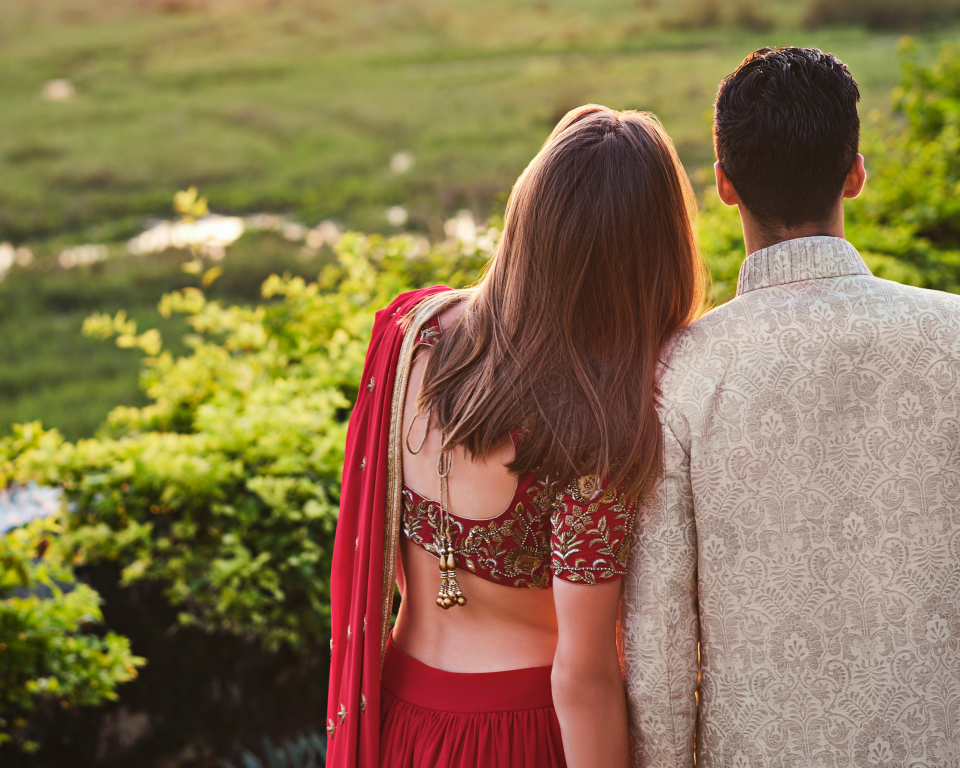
2, 0, 957, 243
1, 0, 959, 438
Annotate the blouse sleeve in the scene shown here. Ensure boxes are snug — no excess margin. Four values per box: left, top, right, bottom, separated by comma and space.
550, 475, 637, 584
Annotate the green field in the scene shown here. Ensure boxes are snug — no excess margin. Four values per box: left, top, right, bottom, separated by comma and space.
2, 0, 959, 439
4, 0, 958, 240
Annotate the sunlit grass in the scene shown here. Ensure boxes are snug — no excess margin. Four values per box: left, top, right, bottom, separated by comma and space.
1, 0, 957, 244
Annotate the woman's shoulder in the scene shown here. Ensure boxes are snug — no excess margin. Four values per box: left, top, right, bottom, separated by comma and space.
437, 296, 468, 327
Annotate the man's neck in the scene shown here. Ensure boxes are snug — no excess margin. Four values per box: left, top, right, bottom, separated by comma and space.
739, 205, 845, 257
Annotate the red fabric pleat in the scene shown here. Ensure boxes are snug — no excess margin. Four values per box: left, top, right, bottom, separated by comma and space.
379, 639, 567, 768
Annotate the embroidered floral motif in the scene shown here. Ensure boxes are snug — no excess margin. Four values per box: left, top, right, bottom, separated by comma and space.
403, 492, 552, 588
826, 494, 883, 554
549, 478, 635, 584
881, 370, 936, 433
853, 716, 908, 768
418, 325, 441, 347
767, 613, 826, 676
743, 387, 801, 452
401, 476, 634, 588
910, 593, 960, 663
698, 517, 743, 571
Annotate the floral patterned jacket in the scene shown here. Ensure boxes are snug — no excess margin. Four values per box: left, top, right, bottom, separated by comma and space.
620, 236, 960, 767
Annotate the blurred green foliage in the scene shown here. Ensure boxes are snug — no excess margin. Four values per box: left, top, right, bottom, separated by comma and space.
0, 472, 144, 752
225, 731, 326, 768
4, 231, 489, 655
0, 225, 487, 751
806, 0, 960, 29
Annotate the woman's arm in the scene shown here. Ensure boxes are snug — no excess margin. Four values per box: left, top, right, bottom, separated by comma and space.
552, 578, 629, 768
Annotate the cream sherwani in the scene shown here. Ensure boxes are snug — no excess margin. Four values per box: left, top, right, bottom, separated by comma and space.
620, 236, 960, 767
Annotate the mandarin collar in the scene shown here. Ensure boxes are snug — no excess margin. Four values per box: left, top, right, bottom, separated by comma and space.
736, 236, 872, 296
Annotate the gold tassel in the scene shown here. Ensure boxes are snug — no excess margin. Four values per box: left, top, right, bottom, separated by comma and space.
436, 523, 466, 609
435, 445, 466, 610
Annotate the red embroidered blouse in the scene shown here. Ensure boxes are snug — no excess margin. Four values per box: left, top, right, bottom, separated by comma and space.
401, 317, 636, 588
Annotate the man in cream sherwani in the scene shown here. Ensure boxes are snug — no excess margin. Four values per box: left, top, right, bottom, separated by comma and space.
620, 46, 960, 767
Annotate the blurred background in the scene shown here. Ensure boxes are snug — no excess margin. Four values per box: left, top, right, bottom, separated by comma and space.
2, 0, 960, 766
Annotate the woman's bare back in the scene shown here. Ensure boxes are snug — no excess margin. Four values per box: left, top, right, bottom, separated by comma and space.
391, 299, 559, 672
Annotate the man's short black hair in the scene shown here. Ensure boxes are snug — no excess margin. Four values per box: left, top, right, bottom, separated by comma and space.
714, 47, 861, 230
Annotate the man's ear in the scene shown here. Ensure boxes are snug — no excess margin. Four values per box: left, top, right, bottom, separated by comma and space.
843, 153, 866, 199
715, 162, 739, 206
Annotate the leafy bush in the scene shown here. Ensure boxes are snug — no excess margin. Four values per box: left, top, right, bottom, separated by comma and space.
0, 231, 332, 442
0, 454, 144, 752
844, 37, 960, 293
4, 230, 492, 655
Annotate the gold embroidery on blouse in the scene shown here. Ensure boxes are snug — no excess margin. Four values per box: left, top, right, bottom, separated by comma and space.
550, 477, 635, 585
418, 326, 441, 346
403, 492, 552, 589
402, 474, 635, 588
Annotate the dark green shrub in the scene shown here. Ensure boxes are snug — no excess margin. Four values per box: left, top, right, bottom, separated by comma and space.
806, 0, 960, 29
731, 0, 776, 32
844, 37, 960, 291
0, 456, 144, 752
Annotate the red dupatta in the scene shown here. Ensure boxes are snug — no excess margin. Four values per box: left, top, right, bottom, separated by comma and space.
326, 286, 457, 768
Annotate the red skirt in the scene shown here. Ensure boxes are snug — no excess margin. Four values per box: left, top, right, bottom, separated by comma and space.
379, 638, 567, 768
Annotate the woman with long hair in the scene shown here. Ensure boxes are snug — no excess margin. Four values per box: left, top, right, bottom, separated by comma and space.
326, 104, 705, 768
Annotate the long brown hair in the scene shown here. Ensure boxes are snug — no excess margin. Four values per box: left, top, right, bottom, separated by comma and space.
418, 104, 706, 501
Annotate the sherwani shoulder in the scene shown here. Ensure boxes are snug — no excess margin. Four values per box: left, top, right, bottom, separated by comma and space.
619, 236, 960, 768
